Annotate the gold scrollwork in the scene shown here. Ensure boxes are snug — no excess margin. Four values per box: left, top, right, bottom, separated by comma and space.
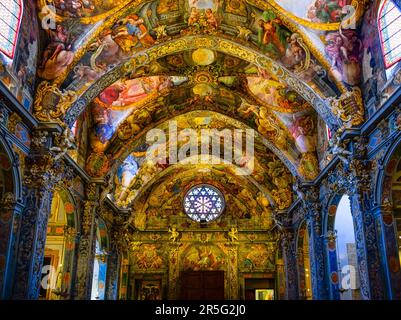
34, 81, 77, 122
328, 87, 364, 127
7, 113, 22, 133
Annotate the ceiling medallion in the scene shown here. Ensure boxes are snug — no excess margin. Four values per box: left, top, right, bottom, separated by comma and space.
192, 48, 216, 66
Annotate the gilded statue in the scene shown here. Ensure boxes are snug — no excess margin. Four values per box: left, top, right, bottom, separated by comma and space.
228, 227, 239, 242
168, 227, 180, 242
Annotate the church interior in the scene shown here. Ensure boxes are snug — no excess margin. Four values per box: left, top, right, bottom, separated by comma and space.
1, 0, 401, 300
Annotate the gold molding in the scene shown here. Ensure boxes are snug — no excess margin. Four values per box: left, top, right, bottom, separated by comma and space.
247, 0, 349, 93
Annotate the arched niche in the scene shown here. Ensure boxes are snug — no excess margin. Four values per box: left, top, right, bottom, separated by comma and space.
0, 135, 22, 299
296, 221, 312, 300
377, 133, 401, 299
326, 194, 360, 300
0, 135, 21, 201
91, 218, 109, 300
39, 188, 78, 300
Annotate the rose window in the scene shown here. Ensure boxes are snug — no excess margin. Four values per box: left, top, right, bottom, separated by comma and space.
183, 184, 225, 222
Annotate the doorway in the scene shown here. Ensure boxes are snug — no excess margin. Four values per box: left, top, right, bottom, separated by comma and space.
180, 271, 224, 300
244, 278, 275, 300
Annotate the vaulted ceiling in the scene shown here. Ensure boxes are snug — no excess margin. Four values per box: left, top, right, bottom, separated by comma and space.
33, 0, 367, 220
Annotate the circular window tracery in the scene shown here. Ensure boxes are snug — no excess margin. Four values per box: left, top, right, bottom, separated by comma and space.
183, 184, 225, 222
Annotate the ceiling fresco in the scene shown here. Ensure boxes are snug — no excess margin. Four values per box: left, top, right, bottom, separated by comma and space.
108, 110, 295, 208
31, 0, 369, 219
274, 0, 352, 24
45, 0, 127, 18
127, 163, 280, 231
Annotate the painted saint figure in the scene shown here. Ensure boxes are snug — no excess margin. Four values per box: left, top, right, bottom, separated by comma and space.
113, 14, 155, 52
258, 12, 291, 58
38, 25, 74, 80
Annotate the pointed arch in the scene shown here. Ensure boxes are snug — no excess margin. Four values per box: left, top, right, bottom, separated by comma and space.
378, 0, 401, 69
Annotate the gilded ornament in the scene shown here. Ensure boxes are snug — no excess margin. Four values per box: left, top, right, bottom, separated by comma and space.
7, 113, 21, 133
227, 227, 239, 242
34, 81, 77, 122
153, 25, 169, 40
328, 87, 364, 127
236, 26, 252, 41
85, 152, 110, 177
299, 152, 319, 180
168, 227, 180, 242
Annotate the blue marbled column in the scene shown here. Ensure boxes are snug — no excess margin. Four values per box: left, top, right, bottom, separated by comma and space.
0, 196, 23, 299
105, 248, 120, 300
307, 216, 330, 300
282, 233, 299, 300
373, 205, 401, 299
11, 184, 54, 299
350, 192, 387, 299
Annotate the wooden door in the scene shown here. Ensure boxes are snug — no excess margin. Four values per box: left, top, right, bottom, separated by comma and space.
180, 271, 224, 300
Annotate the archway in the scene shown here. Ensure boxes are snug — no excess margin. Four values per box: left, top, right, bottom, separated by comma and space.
39, 188, 77, 300
91, 219, 109, 300
379, 139, 401, 298
332, 195, 360, 300
391, 167, 401, 268
0, 140, 19, 299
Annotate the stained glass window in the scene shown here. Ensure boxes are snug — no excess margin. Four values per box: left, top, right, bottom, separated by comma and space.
379, 0, 401, 68
0, 0, 22, 59
183, 184, 225, 222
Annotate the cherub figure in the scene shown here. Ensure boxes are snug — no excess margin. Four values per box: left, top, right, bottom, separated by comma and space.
205, 9, 218, 29
188, 7, 200, 26
168, 227, 180, 242
50, 127, 76, 161
328, 134, 352, 165
287, 34, 304, 62
38, 25, 74, 80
